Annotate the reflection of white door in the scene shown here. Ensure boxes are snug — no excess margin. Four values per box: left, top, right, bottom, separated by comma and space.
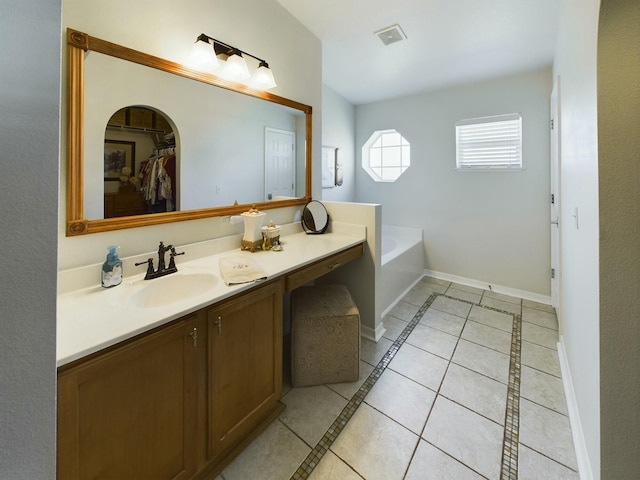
550, 78, 562, 317
265, 128, 295, 201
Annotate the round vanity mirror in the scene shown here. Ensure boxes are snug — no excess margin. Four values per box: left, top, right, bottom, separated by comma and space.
301, 200, 329, 234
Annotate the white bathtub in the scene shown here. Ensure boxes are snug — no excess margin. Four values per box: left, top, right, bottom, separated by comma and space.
380, 225, 424, 315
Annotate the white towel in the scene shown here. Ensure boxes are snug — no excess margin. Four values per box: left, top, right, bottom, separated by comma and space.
219, 253, 268, 286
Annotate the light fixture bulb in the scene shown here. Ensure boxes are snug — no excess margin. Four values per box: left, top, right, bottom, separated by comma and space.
221, 52, 250, 82
187, 36, 219, 71
251, 62, 277, 90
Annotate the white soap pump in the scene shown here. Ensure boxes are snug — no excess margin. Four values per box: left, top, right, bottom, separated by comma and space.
240, 205, 267, 252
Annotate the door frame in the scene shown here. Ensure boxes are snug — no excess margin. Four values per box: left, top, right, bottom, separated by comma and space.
550, 76, 562, 324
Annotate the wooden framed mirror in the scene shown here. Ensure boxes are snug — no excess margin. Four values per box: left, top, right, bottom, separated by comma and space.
66, 28, 312, 236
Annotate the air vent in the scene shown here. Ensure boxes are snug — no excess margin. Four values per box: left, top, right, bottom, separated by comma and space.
374, 24, 407, 46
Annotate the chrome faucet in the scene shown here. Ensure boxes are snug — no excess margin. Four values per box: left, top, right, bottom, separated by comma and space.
135, 241, 185, 280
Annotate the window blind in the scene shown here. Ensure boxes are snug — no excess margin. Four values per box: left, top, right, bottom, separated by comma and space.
455, 113, 522, 169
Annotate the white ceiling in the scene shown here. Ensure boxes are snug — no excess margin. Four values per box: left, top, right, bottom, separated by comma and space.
275, 0, 560, 105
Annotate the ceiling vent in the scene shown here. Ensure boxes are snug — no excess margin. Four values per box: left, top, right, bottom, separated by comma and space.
374, 24, 407, 46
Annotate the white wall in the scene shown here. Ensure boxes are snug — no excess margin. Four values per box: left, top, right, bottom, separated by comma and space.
321, 84, 356, 202
354, 69, 553, 296
320, 202, 383, 340
0, 1, 60, 478
59, 0, 322, 270
597, 1, 640, 478
553, 0, 601, 477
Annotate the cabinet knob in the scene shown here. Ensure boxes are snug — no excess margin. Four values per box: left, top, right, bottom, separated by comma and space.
214, 316, 222, 335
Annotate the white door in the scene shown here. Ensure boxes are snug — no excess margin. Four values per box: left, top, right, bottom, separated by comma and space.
265, 128, 295, 201
550, 78, 561, 315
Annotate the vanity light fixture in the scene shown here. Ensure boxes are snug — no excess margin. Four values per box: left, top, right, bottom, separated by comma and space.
188, 33, 277, 90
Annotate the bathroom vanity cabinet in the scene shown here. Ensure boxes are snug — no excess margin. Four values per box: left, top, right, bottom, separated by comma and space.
57, 280, 284, 480
56, 237, 364, 480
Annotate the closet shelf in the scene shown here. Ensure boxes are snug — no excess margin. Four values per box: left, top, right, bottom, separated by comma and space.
107, 124, 167, 134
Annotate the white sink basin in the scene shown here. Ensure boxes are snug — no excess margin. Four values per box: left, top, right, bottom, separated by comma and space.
126, 272, 219, 308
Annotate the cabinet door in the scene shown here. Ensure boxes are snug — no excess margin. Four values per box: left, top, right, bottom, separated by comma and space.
57, 315, 199, 480
207, 281, 283, 459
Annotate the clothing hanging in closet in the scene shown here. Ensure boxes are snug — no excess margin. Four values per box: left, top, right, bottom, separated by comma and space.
139, 150, 176, 213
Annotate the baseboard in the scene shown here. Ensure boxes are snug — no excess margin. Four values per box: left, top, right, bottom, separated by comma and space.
381, 275, 424, 318
423, 269, 552, 306
361, 323, 386, 343
557, 336, 594, 480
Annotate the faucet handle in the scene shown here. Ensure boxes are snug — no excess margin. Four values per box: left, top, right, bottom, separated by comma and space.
168, 248, 185, 269
135, 258, 155, 278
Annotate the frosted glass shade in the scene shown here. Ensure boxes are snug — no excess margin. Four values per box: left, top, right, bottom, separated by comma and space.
187, 39, 219, 71
221, 54, 250, 81
251, 64, 277, 90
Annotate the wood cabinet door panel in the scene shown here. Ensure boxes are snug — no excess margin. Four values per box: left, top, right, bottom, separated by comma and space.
207, 281, 283, 458
57, 316, 198, 480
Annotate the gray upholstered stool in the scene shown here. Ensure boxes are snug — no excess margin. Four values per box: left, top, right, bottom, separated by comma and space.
291, 284, 360, 387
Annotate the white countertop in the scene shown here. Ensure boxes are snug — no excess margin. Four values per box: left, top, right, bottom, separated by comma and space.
57, 223, 366, 367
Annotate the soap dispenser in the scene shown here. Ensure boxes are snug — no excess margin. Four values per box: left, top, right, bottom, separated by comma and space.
102, 245, 123, 288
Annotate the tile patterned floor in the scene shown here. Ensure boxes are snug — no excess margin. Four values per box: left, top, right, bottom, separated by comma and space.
214, 277, 580, 480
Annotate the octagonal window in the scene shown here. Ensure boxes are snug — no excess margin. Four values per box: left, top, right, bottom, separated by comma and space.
362, 129, 410, 182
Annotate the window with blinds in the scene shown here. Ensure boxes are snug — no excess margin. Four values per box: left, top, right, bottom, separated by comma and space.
455, 113, 522, 170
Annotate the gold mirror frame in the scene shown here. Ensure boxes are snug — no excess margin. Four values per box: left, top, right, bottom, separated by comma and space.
66, 28, 312, 236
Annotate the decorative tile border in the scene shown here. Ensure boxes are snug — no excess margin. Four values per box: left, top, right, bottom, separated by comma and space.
501, 310, 522, 480
290, 292, 523, 480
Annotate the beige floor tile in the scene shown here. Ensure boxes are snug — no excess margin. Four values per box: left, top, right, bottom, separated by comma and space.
387, 301, 420, 321
389, 343, 449, 391
364, 369, 436, 434
360, 337, 393, 366
522, 306, 559, 330
410, 280, 448, 296
452, 339, 510, 384
522, 299, 556, 314
405, 440, 485, 480
382, 315, 409, 341
280, 385, 348, 446
418, 308, 466, 336
309, 451, 364, 480
221, 420, 310, 480
445, 287, 482, 304
327, 360, 374, 400
423, 396, 503, 479
440, 363, 507, 425
522, 322, 559, 349
518, 444, 579, 480
468, 305, 513, 332
402, 287, 433, 306
421, 276, 451, 288
407, 324, 459, 360
520, 365, 568, 414
483, 290, 522, 305
331, 403, 418, 480
521, 340, 561, 377
461, 320, 512, 355
449, 283, 485, 295
519, 398, 578, 471
480, 296, 522, 315
431, 295, 473, 318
